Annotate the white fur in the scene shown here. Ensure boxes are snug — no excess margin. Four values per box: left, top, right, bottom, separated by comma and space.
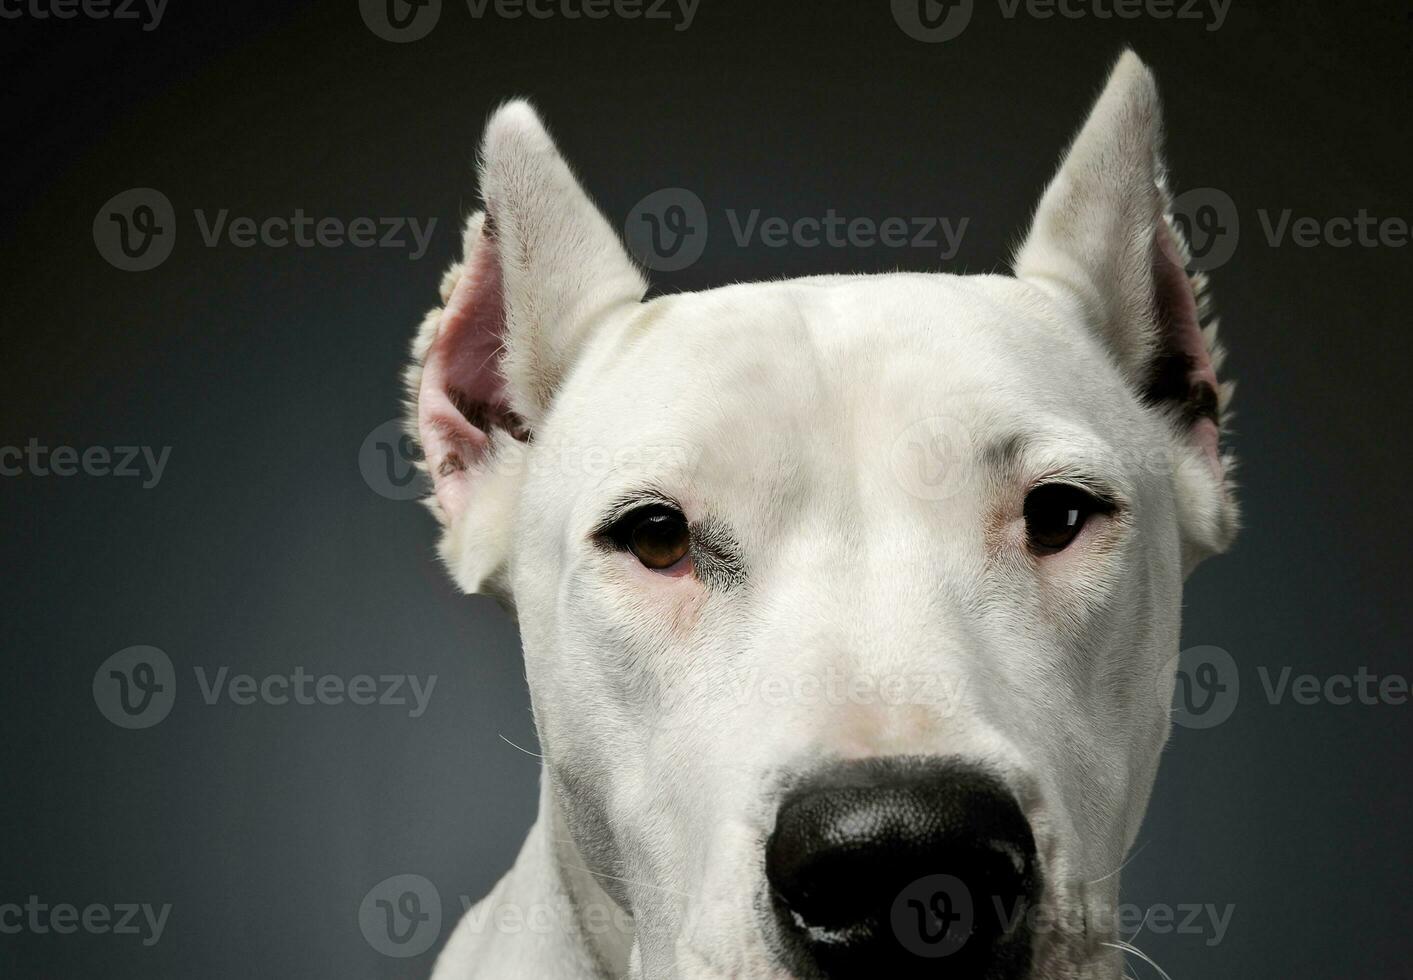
407, 50, 1238, 979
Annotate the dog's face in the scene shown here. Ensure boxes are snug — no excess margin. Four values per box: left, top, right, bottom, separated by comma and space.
408, 52, 1237, 979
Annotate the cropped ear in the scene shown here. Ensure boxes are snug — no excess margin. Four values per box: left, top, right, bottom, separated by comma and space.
479, 101, 649, 422
403, 101, 647, 596
1013, 51, 1238, 569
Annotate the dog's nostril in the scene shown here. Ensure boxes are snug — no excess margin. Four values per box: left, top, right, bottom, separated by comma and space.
764, 757, 1040, 979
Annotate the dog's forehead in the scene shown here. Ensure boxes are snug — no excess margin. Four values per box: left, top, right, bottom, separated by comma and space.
549, 272, 1140, 506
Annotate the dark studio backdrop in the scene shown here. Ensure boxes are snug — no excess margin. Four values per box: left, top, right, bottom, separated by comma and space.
2, 0, 1410, 977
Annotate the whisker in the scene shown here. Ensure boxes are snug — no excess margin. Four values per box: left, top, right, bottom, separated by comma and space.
1123, 905, 1155, 943
498, 733, 546, 761
1102, 939, 1174, 980
1086, 840, 1150, 885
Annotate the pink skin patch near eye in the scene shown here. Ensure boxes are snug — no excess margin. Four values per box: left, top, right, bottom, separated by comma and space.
654, 554, 694, 578
619, 544, 693, 580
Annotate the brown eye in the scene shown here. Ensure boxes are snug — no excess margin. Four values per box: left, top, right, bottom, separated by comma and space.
1023, 483, 1109, 553
611, 505, 691, 570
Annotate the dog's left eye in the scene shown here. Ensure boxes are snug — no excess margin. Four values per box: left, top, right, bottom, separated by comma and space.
1023, 483, 1112, 553
605, 504, 691, 570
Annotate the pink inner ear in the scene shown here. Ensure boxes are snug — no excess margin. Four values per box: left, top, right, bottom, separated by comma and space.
1152, 223, 1221, 475
418, 232, 514, 517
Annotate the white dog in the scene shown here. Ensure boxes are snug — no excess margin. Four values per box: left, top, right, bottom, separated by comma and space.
404, 50, 1238, 979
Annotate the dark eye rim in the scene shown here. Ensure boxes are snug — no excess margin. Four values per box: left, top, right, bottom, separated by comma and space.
596, 500, 691, 566
1022, 481, 1117, 554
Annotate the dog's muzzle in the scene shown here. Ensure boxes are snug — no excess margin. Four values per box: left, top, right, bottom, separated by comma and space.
764, 757, 1040, 978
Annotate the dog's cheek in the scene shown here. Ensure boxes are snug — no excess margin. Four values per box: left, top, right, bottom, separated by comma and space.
548, 762, 638, 913
1026, 517, 1134, 638
603, 553, 707, 635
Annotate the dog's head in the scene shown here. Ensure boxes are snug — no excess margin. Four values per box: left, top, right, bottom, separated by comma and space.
406, 51, 1238, 979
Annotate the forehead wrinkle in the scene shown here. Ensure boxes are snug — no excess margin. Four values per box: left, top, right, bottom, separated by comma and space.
982, 433, 1031, 475
793, 290, 881, 543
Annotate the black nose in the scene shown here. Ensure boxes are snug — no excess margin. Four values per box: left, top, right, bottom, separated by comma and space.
765, 758, 1040, 979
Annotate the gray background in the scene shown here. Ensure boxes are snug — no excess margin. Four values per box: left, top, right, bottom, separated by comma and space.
2, 0, 1410, 976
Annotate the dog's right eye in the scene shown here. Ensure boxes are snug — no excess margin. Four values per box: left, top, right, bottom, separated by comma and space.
604, 504, 691, 571
1023, 482, 1112, 554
